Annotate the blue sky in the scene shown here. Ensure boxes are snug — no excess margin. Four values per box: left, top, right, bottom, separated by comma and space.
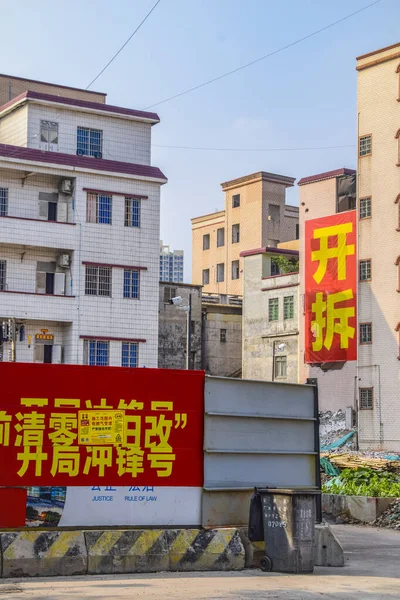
1, 0, 399, 278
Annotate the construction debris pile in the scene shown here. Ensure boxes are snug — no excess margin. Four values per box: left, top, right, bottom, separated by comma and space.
372, 499, 400, 530
319, 410, 351, 449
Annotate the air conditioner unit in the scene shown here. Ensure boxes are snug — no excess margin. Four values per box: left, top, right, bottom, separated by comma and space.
76, 149, 85, 156
57, 254, 70, 268
94, 151, 102, 159
59, 179, 73, 194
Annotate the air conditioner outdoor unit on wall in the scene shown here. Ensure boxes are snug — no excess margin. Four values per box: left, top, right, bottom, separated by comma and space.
57, 254, 70, 268
59, 179, 73, 194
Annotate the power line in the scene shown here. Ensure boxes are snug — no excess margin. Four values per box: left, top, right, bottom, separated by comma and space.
144, 0, 383, 109
86, 0, 162, 90
153, 143, 355, 152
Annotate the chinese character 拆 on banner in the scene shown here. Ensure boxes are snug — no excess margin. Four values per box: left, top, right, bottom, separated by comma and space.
305, 211, 357, 364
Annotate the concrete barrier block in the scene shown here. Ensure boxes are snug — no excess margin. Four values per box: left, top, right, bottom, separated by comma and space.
314, 524, 344, 567
85, 530, 169, 575
1, 531, 87, 578
323, 494, 394, 523
237, 527, 264, 569
167, 528, 245, 572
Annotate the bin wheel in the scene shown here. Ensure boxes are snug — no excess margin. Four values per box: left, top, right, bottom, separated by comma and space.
260, 556, 272, 572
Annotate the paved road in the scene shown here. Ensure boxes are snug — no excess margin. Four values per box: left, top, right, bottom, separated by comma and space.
1, 525, 399, 600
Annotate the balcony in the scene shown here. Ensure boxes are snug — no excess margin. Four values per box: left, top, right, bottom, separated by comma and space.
0, 289, 75, 322
202, 292, 243, 307
0, 215, 77, 250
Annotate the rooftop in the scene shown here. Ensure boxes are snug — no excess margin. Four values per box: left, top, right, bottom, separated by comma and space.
221, 171, 295, 190
298, 168, 356, 187
0, 72, 106, 98
0, 91, 160, 124
356, 41, 400, 61
0, 143, 167, 182
191, 210, 225, 224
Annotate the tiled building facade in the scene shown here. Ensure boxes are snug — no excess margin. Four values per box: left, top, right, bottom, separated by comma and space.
191, 171, 298, 295
0, 79, 166, 367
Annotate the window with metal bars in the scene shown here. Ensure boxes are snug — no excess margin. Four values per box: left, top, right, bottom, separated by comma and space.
360, 323, 372, 344
122, 342, 138, 368
0, 188, 8, 217
163, 286, 177, 303
124, 198, 141, 227
359, 135, 371, 157
269, 298, 279, 321
284, 296, 294, 320
85, 266, 112, 296
360, 197, 371, 219
85, 340, 109, 366
123, 270, 139, 299
359, 388, 373, 410
220, 329, 227, 343
0, 260, 6, 291
359, 259, 371, 281
86, 193, 112, 224
77, 127, 103, 157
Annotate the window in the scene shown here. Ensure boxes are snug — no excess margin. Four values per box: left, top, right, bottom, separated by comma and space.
216, 263, 225, 283
77, 126, 103, 157
123, 270, 140, 299
360, 323, 372, 344
202, 269, 210, 285
271, 259, 280, 276
395, 195, 400, 231
85, 340, 109, 366
36, 261, 64, 295
359, 135, 371, 157
359, 388, 373, 410
269, 298, 279, 321
0, 260, 6, 291
125, 198, 141, 228
203, 234, 210, 250
217, 228, 225, 247
295, 223, 299, 240
232, 224, 240, 244
231, 260, 240, 280
396, 129, 400, 165
359, 259, 371, 281
122, 342, 138, 368
163, 286, 177, 303
40, 121, 58, 148
360, 197, 371, 219
220, 328, 227, 343
0, 188, 8, 216
232, 194, 240, 208
284, 296, 294, 320
274, 355, 287, 379
86, 193, 112, 224
85, 266, 112, 296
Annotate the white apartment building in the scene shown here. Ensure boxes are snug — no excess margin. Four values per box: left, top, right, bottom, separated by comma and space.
0, 87, 166, 367
159, 241, 184, 283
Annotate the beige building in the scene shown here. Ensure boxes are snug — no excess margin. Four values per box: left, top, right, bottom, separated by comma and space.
191, 171, 298, 295
356, 43, 400, 451
298, 168, 357, 412
242, 247, 299, 383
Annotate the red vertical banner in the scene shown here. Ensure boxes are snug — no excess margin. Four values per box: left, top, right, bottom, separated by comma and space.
305, 211, 357, 364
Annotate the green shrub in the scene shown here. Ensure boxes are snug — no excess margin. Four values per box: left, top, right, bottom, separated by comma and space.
322, 468, 400, 497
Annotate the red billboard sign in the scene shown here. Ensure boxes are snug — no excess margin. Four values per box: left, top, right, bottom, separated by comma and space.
0, 363, 204, 486
305, 211, 357, 364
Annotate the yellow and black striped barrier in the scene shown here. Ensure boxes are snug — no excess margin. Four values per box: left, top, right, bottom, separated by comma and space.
0, 528, 245, 577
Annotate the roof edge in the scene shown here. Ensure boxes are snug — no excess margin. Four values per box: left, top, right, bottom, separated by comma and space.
221, 171, 295, 190
356, 41, 400, 61
0, 72, 106, 97
240, 247, 299, 258
298, 168, 356, 187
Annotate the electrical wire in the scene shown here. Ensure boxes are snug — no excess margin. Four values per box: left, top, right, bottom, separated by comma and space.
153, 143, 356, 152
144, 0, 384, 109
86, 0, 162, 90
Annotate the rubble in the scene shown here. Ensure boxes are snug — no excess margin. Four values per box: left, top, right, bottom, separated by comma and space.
319, 410, 353, 449
372, 499, 400, 530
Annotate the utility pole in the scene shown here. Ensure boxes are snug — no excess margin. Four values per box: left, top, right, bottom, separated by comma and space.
185, 294, 192, 370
